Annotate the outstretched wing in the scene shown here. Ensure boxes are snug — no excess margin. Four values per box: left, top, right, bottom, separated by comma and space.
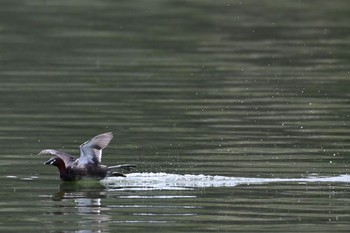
38, 149, 76, 168
78, 132, 113, 166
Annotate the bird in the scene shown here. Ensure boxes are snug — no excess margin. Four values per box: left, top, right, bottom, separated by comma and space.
38, 132, 136, 181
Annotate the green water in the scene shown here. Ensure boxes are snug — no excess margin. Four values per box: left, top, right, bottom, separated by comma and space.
1, 0, 350, 232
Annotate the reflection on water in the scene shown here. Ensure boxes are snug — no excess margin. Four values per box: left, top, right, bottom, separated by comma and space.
53, 182, 107, 201
49, 183, 110, 233
40, 174, 350, 232
46, 181, 201, 232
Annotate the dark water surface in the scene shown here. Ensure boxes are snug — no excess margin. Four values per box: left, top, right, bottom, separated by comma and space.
1, 0, 350, 232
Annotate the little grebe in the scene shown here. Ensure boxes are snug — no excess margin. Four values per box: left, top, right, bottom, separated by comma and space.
38, 132, 136, 181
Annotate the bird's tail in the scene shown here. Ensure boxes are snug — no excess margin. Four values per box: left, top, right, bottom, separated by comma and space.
107, 164, 137, 177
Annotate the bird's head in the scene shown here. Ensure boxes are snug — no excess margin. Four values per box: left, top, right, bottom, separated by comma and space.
44, 157, 67, 175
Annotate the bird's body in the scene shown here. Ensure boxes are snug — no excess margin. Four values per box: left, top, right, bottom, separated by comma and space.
38, 132, 136, 181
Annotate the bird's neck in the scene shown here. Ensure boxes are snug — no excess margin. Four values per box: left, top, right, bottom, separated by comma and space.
55, 159, 67, 175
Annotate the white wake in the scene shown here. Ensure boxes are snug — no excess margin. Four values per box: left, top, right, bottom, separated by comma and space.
100, 173, 350, 190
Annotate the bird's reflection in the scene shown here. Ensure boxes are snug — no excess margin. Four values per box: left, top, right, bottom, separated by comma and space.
50, 181, 111, 233
53, 181, 107, 201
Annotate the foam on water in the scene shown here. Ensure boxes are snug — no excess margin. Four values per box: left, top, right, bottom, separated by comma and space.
100, 173, 350, 190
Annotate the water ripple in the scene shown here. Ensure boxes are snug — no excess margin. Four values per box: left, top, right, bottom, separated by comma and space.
101, 173, 350, 190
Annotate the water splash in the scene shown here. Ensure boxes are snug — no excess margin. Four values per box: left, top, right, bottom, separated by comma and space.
101, 173, 350, 190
